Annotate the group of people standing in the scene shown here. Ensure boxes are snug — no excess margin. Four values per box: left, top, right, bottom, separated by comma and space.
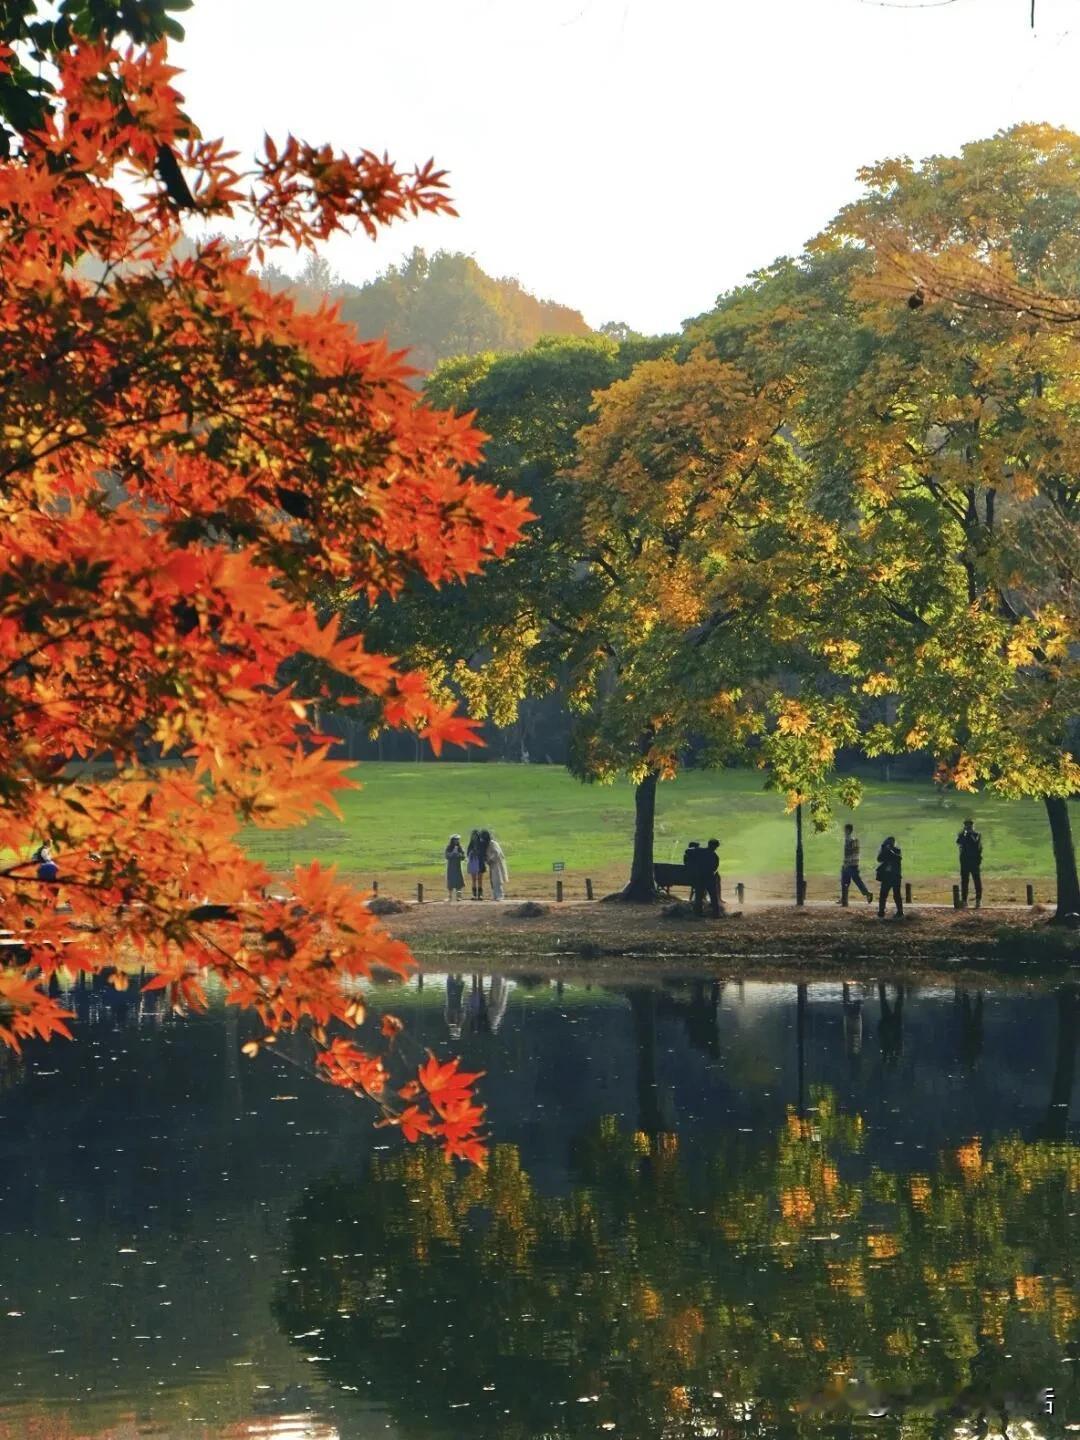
840, 819, 983, 917
444, 829, 509, 902
682, 838, 722, 918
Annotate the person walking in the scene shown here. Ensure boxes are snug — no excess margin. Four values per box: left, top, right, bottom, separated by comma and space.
840, 823, 873, 905
485, 832, 509, 901
875, 836, 904, 918
956, 818, 983, 909
444, 834, 466, 902
693, 838, 722, 918
466, 829, 487, 900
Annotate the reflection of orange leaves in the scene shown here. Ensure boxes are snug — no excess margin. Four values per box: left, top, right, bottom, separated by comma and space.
786, 1111, 811, 1141
667, 1307, 706, 1364
908, 1175, 931, 1210
1013, 1274, 1046, 1310
955, 1140, 984, 1178
866, 1232, 899, 1260
826, 1258, 866, 1298
780, 1187, 815, 1224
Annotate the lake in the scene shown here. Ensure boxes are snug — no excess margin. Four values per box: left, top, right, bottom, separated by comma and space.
0, 970, 1076, 1438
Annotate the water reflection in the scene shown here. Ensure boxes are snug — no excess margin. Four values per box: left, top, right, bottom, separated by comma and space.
0, 972, 1076, 1437
275, 1089, 1080, 1437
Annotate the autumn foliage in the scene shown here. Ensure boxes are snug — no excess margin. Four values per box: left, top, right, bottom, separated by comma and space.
0, 9, 532, 1159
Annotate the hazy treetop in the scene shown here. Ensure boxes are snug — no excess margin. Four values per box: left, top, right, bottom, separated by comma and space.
268, 248, 594, 372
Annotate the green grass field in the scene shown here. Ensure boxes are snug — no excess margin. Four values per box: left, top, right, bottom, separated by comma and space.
243, 763, 1074, 903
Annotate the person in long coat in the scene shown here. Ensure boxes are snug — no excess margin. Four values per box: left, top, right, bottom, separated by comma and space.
485, 832, 509, 901
444, 834, 465, 901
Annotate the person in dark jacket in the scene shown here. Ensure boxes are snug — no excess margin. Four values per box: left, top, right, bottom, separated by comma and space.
682, 840, 702, 908
956, 818, 983, 909
875, 836, 903, 918
466, 829, 487, 900
693, 839, 722, 918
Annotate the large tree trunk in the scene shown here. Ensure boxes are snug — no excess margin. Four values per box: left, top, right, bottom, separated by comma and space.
629, 987, 663, 1139
621, 769, 659, 902
1042, 985, 1078, 1141
1045, 795, 1080, 922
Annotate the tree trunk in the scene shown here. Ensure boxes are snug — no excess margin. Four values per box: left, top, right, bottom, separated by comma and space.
1042, 985, 1078, 1141
1045, 795, 1080, 922
621, 769, 659, 901
795, 803, 806, 906
796, 982, 807, 1116
629, 987, 663, 1139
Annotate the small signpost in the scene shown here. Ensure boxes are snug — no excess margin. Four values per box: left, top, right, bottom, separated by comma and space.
552, 861, 565, 872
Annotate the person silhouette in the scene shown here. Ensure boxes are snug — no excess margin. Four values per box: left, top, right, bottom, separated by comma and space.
956, 818, 983, 909
875, 836, 903, 918
693, 839, 721, 918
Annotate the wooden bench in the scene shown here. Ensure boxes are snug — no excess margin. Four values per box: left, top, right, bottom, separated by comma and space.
654, 862, 695, 895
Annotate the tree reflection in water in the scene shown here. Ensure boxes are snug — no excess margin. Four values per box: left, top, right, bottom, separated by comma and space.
276, 1078, 1080, 1438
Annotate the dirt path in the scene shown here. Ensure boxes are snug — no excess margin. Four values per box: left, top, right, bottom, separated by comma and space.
375, 895, 1080, 986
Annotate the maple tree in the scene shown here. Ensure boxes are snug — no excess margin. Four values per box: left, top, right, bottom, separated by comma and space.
0, 0, 535, 1157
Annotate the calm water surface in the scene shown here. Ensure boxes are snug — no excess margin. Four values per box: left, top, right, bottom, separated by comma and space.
0, 971, 1077, 1438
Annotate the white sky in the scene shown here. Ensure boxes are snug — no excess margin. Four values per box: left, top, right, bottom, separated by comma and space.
177, 0, 1080, 335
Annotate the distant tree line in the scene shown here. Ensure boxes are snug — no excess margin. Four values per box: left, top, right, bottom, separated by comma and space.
263, 247, 600, 374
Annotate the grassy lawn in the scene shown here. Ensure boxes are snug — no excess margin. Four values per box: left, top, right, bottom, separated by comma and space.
243, 762, 1072, 903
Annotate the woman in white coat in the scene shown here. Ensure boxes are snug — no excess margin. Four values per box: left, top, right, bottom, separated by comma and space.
484, 831, 509, 901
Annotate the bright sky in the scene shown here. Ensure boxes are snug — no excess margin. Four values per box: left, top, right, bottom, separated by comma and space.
177, 0, 1080, 335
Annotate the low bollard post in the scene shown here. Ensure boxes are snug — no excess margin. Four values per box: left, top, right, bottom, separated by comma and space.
585, 877, 594, 901
417, 882, 424, 904
952, 884, 962, 910
1026, 883, 1035, 906
904, 882, 912, 904
736, 882, 745, 905
841, 889, 848, 908
372, 878, 379, 894
556, 879, 564, 903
